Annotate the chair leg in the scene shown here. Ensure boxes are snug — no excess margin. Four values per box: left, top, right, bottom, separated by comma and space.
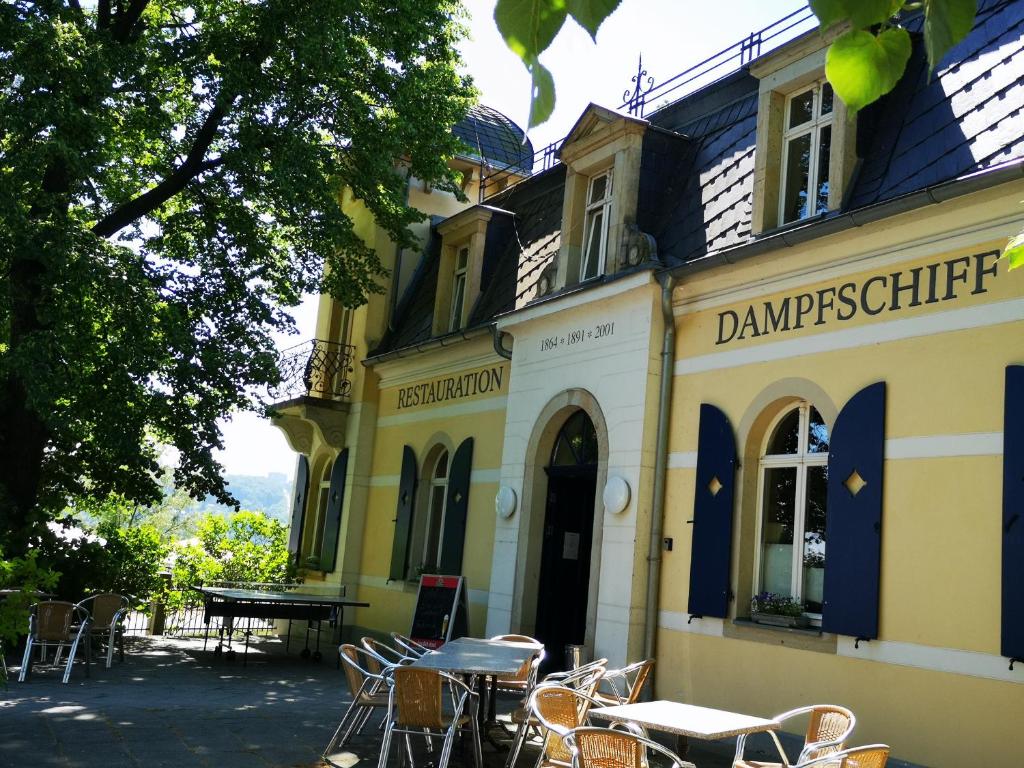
403, 733, 415, 768
377, 719, 395, 768
470, 717, 483, 768
438, 725, 457, 768
324, 701, 362, 757
505, 719, 529, 768
18, 637, 34, 682
106, 627, 116, 669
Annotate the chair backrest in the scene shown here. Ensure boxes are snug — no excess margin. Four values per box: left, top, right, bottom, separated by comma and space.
392, 666, 445, 729
338, 644, 385, 699
571, 726, 644, 768
491, 634, 543, 682
597, 659, 654, 705
801, 745, 890, 768
390, 632, 428, 657
361, 636, 409, 668
566, 727, 694, 768
801, 705, 856, 762
543, 659, 607, 697
33, 601, 76, 642
84, 593, 127, 629
530, 685, 602, 766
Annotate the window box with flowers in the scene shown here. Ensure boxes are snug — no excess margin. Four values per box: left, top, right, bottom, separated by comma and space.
751, 592, 811, 629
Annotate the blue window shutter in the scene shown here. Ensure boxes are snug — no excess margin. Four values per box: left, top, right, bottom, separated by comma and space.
389, 446, 418, 582
687, 404, 737, 618
318, 449, 349, 573
1002, 365, 1024, 661
439, 437, 474, 576
287, 455, 310, 561
822, 382, 886, 639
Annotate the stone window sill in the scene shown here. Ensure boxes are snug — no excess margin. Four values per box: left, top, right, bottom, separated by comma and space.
725, 617, 837, 654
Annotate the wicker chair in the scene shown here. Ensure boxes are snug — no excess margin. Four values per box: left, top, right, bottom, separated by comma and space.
323, 644, 393, 761
593, 659, 654, 706
76, 593, 129, 669
734, 705, 856, 768
391, 632, 430, 658
799, 745, 889, 768
565, 726, 697, 768
491, 634, 545, 696
18, 601, 91, 684
522, 684, 606, 768
377, 666, 482, 768
506, 660, 607, 768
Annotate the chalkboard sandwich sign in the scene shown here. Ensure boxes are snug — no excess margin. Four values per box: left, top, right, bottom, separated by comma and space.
410, 574, 470, 649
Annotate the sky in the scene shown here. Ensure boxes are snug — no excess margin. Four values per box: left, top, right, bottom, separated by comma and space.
215, 0, 811, 482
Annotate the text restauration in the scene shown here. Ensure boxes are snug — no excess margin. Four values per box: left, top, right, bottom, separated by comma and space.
397, 366, 505, 409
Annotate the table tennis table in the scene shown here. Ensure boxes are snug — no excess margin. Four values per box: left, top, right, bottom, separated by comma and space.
192, 585, 369, 665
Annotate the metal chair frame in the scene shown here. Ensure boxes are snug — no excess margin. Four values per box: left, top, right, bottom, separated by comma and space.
734, 704, 856, 768
564, 726, 697, 768
524, 684, 607, 768
362, 636, 417, 667
391, 632, 430, 657
18, 601, 92, 684
594, 659, 654, 706
323, 644, 395, 762
76, 593, 130, 669
377, 666, 483, 768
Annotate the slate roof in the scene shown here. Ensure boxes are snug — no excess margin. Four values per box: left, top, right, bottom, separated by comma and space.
370, 0, 1023, 358
453, 104, 535, 175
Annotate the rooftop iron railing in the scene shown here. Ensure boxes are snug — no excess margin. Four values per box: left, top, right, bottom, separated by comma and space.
271, 338, 356, 402
478, 5, 818, 200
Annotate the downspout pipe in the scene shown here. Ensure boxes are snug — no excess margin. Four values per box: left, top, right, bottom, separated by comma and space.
644, 272, 676, 692
491, 324, 513, 360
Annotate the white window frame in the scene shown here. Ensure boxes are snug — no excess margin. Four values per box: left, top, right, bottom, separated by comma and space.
579, 169, 613, 282
421, 449, 449, 572
779, 81, 833, 225
449, 246, 469, 332
752, 401, 828, 620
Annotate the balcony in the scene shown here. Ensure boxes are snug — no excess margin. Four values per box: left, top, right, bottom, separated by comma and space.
272, 339, 356, 401
269, 339, 356, 453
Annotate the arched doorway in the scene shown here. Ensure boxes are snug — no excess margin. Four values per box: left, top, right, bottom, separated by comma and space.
534, 409, 598, 671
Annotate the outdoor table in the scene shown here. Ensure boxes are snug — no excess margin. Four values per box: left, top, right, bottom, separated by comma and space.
412, 636, 542, 748
590, 700, 780, 761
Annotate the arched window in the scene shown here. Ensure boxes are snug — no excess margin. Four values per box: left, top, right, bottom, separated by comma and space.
408, 447, 449, 576
306, 459, 333, 567
757, 402, 829, 616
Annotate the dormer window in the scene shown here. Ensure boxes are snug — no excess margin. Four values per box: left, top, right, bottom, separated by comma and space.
781, 81, 834, 224
449, 246, 469, 331
580, 170, 613, 281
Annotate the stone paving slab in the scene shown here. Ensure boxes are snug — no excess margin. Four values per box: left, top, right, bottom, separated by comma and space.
0, 636, 749, 768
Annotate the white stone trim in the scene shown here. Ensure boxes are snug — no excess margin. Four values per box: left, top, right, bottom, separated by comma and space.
885, 432, 1003, 459
377, 396, 508, 427
668, 452, 699, 469
675, 297, 1024, 376
836, 637, 1024, 685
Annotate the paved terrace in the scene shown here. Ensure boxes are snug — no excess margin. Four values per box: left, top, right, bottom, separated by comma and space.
0, 636, 762, 768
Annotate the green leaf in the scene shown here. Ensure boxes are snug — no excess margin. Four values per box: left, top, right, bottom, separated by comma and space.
826, 27, 912, 111
1004, 231, 1024, 270
811, 0, 902, 31
924, 0, 977, 74
527, 59, 556, 128
566, 0, 622, 40
494, 0, 568, 61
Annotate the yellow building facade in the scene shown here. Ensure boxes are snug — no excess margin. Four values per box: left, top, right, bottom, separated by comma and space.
272, 6, 1024, 765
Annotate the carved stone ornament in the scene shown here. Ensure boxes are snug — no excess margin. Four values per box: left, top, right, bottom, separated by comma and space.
495, 485, 517, 519
603, 475, 631, 515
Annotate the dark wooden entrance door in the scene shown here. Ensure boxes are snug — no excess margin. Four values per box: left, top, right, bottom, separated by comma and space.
534, 410, 598, 672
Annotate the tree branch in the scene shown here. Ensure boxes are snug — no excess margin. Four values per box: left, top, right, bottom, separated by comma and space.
112, 0, 150, 42
92, 104, 228, 238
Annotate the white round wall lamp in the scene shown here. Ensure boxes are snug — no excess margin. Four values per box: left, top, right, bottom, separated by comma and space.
603, 476, 631, 515
495, 485, 517, 519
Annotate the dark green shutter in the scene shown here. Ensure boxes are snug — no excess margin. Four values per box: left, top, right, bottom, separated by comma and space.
687, 404, 737, 619
318, 449, 349, 572
822, 382, 886, 640
1002, 366, 1024, 661
439, 438, 474, 576
287, 455, 310, 561
389, 446, 418, 581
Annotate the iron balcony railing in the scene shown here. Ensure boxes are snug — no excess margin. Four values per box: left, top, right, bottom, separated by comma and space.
478, 5, 817, 200
272, 338, 356, 401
